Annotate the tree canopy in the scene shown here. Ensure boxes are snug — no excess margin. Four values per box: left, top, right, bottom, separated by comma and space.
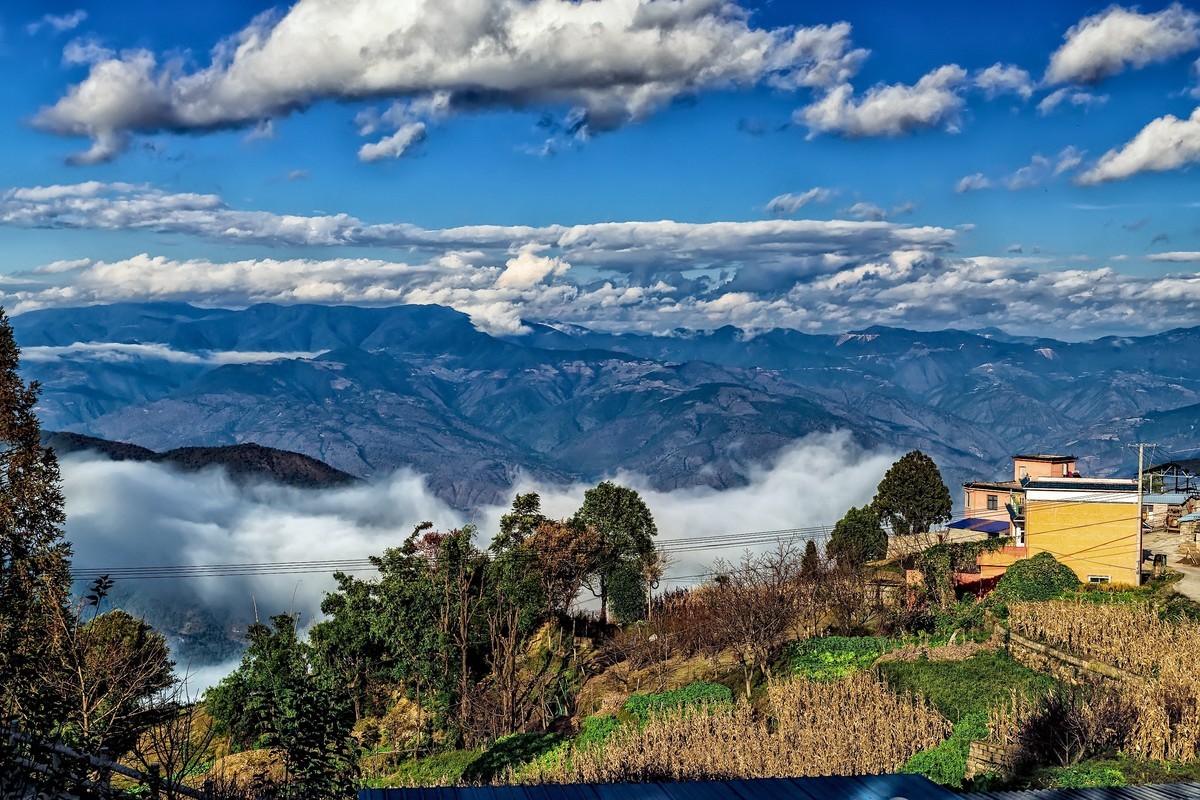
827, 505, 888, 567
872, 450, 952, 539
572, 481, 658, 623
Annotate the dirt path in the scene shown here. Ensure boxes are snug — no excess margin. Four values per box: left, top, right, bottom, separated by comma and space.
1144, 529, 1200, 602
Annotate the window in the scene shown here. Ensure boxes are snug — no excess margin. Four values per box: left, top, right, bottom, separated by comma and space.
1088, 575, 1111, 584
965, 491, 972, 506
1019, 466, 1027, 478
987, 494, 998, 511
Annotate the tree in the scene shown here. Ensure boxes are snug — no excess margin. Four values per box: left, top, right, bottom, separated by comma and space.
0, 308, 73, 733
49, 607, 176, 756
573, 481, 658, 624
872, 450, 953, 541
800, 539, 823, 578
827, 505, 888, 567
206, 614, 357, 799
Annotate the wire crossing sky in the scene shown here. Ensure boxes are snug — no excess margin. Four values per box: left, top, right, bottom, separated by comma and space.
2, 0, 1200, 338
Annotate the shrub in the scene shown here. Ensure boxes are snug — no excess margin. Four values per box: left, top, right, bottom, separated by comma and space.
574, 715, 619, 750
621, 681, 733, 723
991, 553, 1079, 605
782, 636, 891, 681
903, 712, 987, 788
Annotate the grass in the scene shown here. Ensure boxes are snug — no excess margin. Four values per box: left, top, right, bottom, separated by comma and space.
363, 749, 482, 788
877, 649, 1057, 722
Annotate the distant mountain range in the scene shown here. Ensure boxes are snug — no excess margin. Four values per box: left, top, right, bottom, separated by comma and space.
42, 431, 357, 489
17, 302, 1200, 507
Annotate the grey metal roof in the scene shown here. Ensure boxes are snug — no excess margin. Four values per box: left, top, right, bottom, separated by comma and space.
359, 775, 955, 800
963, 782, 1200, 800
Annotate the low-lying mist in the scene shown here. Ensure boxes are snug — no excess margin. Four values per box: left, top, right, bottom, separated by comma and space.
59, 430, 896, 689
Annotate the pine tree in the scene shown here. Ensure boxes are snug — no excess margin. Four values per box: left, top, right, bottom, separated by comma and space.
0, 308, 73, 731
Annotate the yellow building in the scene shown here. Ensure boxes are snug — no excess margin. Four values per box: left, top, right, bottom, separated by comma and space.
1022, 478, 1141, 585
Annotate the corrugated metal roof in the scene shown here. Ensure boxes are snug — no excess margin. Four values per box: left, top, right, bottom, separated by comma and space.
1142, 494, 1191, 505
359, 775, 956, 800
949, 518, 1011, 534
1180, 512, 1200, 523
963, 782, 1200, 800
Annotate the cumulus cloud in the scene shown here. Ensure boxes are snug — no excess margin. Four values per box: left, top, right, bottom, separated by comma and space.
27, 10, 87, 35
765, 187, 833, 215
495, 244, 570, 288
33, 0, 870, 162
956, 173, 991, 193
357, 122, 427, 162
61, 430, 892, 679
1077, 106, 1200, 184
799, 64, 968, 138
1047, 3, 1200, 84
1037, 88, 1109, 115
975, 63, 1034, 99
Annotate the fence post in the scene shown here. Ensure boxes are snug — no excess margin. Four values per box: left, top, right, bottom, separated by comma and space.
148, 762, 162, 799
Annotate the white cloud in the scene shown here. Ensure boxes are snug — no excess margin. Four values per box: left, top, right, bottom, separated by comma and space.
843, 201, 886, 220
27, 10, 87, 35
1077, 107, 1200, 184
765, 187, 834, 215
357, 122, 426, 162
1037, 87, 1109, 115
1148, 251, 1200, 262
60, 430, 893, 681
799, 64, 968, 137
1047, 3, 1200, 84
21, 342, 325, 365
975, 63, 1033, 99
0, 182, 955, 274
33, 0, 869, 162
31, 258, 92, 275
956, 173, 991, 193
495, 244, 570, 289
1004, 146, 1085, 189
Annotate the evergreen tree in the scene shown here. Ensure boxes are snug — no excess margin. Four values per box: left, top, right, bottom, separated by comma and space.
827, 505, 888, 567
0, 308, 72, 732
800, 539, 822, 577
871, 450, 953, 539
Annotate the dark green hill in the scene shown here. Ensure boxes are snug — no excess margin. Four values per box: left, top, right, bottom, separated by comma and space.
41, 431, 357, 489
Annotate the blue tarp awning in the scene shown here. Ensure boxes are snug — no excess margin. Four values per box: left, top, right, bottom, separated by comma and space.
947, 518, 1010, 534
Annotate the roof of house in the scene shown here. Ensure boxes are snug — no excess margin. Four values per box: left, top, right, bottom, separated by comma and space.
963, 782, 1200, 800
1012, 453, 1076, 462
964, 480, 1023, 491
1143, 493, 1192, 505
359, 775, 954, 800
1148, 458, 1200, 475
1181, 512, 1200, 523
1026, 478, 1137, 492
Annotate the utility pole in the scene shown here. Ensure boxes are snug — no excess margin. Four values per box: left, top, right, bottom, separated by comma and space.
1136, 443, 1147, 585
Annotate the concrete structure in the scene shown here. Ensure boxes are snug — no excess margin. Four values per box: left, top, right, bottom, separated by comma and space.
1141, 493, 1197, 531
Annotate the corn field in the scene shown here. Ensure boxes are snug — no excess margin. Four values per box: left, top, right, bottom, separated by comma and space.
516, 673, 948, 783
1008, 600, 1200, 677
1007, 601, 1200, 762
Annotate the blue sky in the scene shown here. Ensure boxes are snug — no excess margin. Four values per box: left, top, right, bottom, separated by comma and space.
1, 0, 1199, 338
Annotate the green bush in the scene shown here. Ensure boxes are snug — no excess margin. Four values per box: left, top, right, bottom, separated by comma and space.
374, 749, 481, 787
621, 681, 732, 723
1053, 764, 1126, 788
991, 553, 1079, 605
878, 650, 1058, 722
574, 714, 619, 750
461, 732, 565, 783
903, 712, 987, 788
783, 636, 891, 681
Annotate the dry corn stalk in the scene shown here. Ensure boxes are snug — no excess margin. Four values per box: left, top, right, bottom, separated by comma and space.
517, 673, 948, 784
